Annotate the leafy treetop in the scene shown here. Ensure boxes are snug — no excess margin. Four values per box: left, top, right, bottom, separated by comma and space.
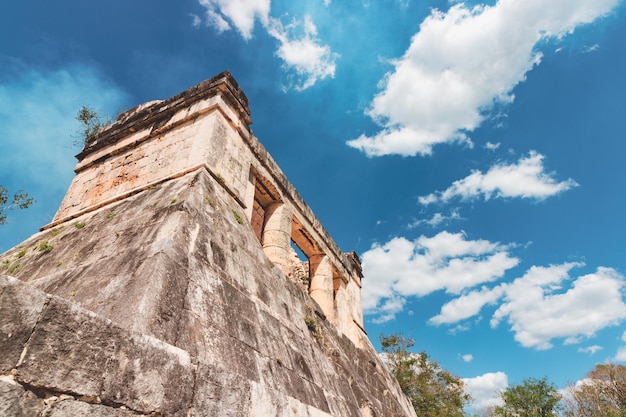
492, 377, 561, 417
380, 333, 471, 417
74, 106, 110, 147
0, 185, 33, 226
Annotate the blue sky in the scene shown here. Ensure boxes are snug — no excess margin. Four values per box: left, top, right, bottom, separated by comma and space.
1, 0, 626, 411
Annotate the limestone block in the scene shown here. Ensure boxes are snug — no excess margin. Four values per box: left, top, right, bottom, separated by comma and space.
100, 333, 194, 416
248, 382, 334, 417
15, 296, 124, 398
48, 400, 140, 417
0, 275, 49, 373
14, 294, 194, 416
0, 377, 44, 417
191, 362, 252, 417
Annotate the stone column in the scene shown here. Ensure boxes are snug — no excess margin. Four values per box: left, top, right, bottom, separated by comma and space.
309, 254, 335, 322
262, 202, 292, 274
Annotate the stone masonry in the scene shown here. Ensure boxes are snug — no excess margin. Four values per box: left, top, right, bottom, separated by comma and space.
0, 71, 416, 416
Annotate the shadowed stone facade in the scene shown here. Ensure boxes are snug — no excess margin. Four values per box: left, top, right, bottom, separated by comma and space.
0, 72, 416, 416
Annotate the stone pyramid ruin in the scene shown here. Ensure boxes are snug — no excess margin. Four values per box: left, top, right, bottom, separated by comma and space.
0, 71, 416, 417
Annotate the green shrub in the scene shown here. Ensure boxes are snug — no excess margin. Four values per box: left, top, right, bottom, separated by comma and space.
38, 241, 54, 253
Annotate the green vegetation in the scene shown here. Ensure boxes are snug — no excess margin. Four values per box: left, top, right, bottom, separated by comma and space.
304, 316, 322, 340
170, 198, 178, 204
488, 377, 561, 417
73, 106, 110, 147
38, 241, 54, 253
16, 249, 27, 258
562, 363, 626, 417
204, 195, 216, 208
7, 263, 21, 274
376, 337, 626, 417
232, 210, 244, 224
380, 333, 470, 417
75, 222, 86, 229
0, 185, 33, 226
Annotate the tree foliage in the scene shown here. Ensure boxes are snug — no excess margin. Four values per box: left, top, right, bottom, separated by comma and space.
74, 106, 109, 147
562, 363, 626, 417
0, 185, 33, 225
380, 333, 471, 417
493, 377, 561, 417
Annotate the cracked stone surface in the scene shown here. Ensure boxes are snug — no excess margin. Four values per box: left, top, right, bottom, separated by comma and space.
0, 170, 415, 416
0, 71, 415, 417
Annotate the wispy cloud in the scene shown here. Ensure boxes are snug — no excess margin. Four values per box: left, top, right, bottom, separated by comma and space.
196, 1, 337, 90
429, 285, 506, 325
190, 13, 202, 28
348, 0, 620, 156
615, 346, 626, 361
484, 142, 501, 151
361, 231, 519, 322
267, 15, 338, 91
578, 345, 603, 355
419, 151, 578, 205
198, 0, 270, 39
583, 43, 600, 53
409, 208, 462, 228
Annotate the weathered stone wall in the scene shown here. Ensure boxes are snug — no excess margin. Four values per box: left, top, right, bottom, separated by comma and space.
0, 72, 417, 416
1, 170, 415, 416
46, 71, 366, 346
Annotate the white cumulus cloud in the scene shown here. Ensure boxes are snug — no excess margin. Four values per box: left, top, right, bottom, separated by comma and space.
348, 0, 621, 156
430, 285, 506, 325
364, 230, 626, 349
431, 263, 626, 349
463, 372, 508, 411
491, 264, 626, 349
419, 151, 578, 205
361, 231, 519, 322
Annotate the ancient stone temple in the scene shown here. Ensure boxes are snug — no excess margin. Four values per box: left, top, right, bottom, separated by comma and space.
0, 72, 416, 417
